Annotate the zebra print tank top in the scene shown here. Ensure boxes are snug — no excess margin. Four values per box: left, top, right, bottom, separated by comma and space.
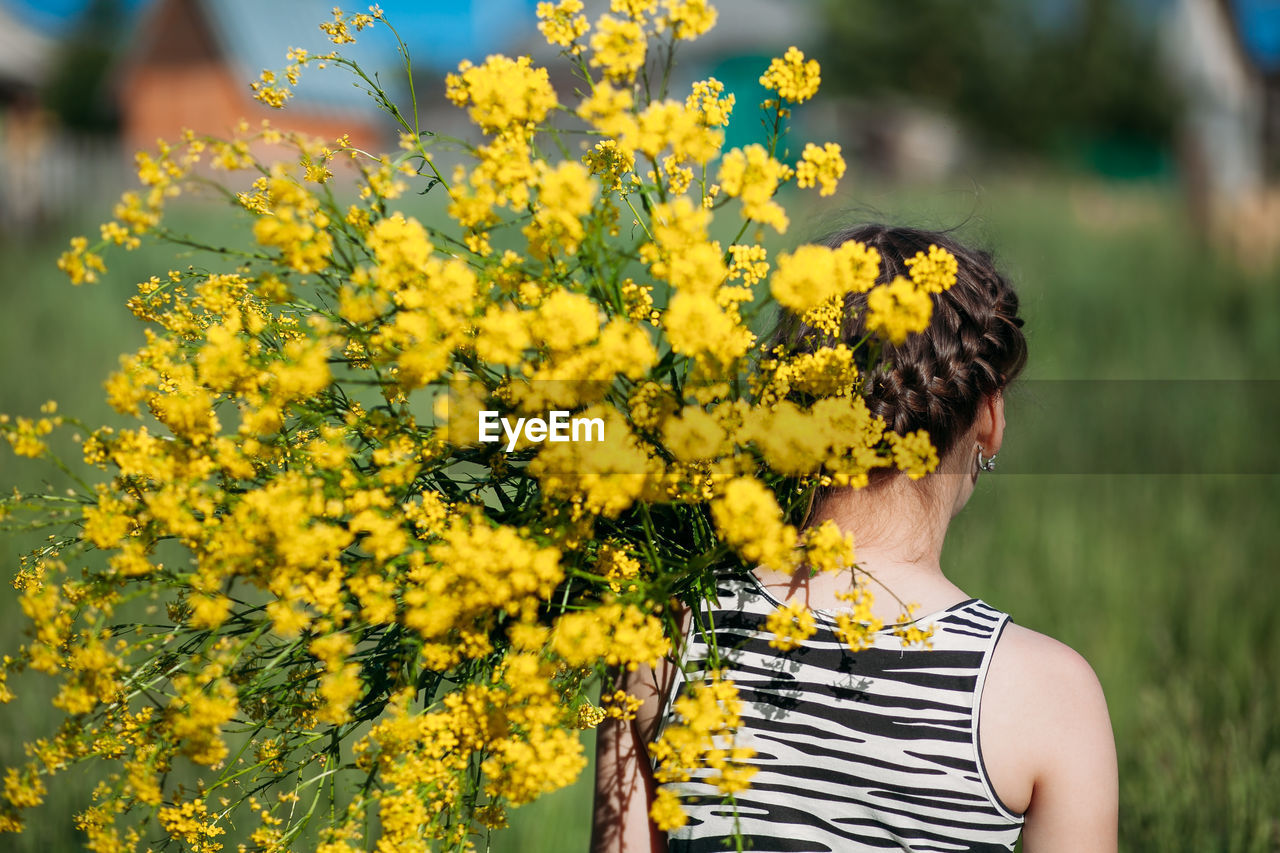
653, 571, 1025, 852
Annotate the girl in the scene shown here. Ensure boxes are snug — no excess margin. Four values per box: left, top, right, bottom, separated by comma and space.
591, 225, 1118, 853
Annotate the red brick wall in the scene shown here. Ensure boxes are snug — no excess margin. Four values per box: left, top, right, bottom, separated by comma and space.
117, 0, 385, 159
120, 62, 384, 156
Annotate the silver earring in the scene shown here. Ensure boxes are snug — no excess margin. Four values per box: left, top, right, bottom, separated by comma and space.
977, 445, 997, 472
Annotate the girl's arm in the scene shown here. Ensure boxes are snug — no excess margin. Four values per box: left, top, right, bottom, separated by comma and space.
590, 607, 690, 853
1021, 641, 1118, 852
983, 623, 1119, 853
589, 661, 668, 853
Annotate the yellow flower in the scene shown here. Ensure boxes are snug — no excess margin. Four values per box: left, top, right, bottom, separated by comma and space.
727, 243, 768, 285
661, 406, 730, 462
620, 279, 658, 325
905, 244, 960, 293
628, 99, 723, 163
537, 0, 589, 50
529, 289, 601, 351
159, 797, 226, 850
889, 429, 939, 480
710, 477, 798, 571
529, 406, 660, 517
525, 159, 598, 258
738, 401, 830, 476
892, 611, 936, 649
654, 154, 694, 195
663, 292, 754, 367
705, 744, 758, 793
795, 141, 846, 197
56, 236, 107, 285
577, 80, 637, 141
612, 0, 658, 18
649, 787, 687, 830
584, 139, 635, 191
770, 240, 883, 315
662, 0, 717, 40
865, 276, 933, 344
0, 414, 58, 458
250, 68, 292, 108
768, 244, 838, 313
686, 77, 734, 127
802, 520, 856, 573
319, 7, 369, 44
765, 598, 816, 651
778, 344, 859, 398
474, 305, 532, 365
251, 171, 333, 273
590, 15, 647, 82
832, 586, 882, 652
760, 46, 821, 103
551, 602, 669, 670
716, 144, 790, 233
597, 544, 643, 593
446, 55, 558, 133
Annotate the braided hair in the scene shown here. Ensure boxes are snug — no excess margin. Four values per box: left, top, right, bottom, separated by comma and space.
771, 224, 1028, 489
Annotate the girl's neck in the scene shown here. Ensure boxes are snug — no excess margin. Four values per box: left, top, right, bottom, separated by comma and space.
754, 475, 969, 622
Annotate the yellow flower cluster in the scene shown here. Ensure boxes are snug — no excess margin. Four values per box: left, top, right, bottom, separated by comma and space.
717, 144, 792, 233
711, 477, 799, 571
584, 139, 636, 192
687, 77, 735, 127
760, 46, 821, 103
796, 141, 847, 196
769, 239, 881, 313
892, 614, 937, 649
551, 602, 670, 670
0, 404, 60, 458
769, 344, 860, 399
831, 586, 882, 652
765, 598, 817, 650
890, 429, 940, 480
446, 54, 558, 133
526, 159, 598, 257
537, 0, 589, 50
0, 1, 961, 848
866, 275, 935, 345
406, 514, 564, 668
802, 519, 857, 573
597, 543, 644, 593
319, 6, 377, 44
590, 15, 648, 81
906, 243, 961, 293
252, 169, 334, 273
662, 0, 717, 39
649, 672, 757, 829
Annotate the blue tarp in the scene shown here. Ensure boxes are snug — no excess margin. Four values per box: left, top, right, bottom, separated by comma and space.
1232, 0, 1280, 71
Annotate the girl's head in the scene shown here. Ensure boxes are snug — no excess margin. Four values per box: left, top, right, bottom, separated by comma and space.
772, 223, 1028, 498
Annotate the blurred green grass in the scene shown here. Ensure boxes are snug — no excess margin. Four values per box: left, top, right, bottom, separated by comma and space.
2, 175, 1279, 852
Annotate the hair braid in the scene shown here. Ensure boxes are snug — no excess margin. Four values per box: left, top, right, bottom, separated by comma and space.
771, 223, 1028, 471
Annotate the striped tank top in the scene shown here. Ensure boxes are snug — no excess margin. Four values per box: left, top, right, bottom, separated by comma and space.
653, 571, 1025, 852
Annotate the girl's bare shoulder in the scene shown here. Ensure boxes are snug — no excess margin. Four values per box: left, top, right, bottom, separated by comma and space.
987, 621, 1109, 715
981, 619, 1116, 812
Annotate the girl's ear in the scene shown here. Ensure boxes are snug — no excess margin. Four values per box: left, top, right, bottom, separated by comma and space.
976, 391, 1005, 457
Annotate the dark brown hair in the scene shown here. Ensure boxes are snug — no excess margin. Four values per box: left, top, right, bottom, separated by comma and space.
771, 223, 1028, 480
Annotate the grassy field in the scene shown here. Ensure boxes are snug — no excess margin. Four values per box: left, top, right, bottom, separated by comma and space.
2, 174, 1278, 852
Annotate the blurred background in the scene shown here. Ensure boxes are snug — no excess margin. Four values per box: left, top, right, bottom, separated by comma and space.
1, 0, 1278, 850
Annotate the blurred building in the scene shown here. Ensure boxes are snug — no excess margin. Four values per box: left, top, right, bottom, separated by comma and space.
117, 0, 392, 155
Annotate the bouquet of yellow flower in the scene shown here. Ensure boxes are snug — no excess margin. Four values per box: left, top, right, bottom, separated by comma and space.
0, 2, 953, 849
